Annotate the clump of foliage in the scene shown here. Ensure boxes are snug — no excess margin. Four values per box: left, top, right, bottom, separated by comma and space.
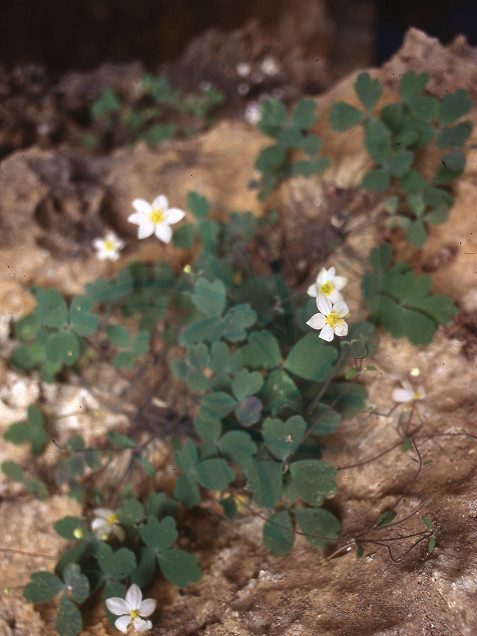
85, 74, 225, 149
249, 98, 331, 201
329, 71, 473, 246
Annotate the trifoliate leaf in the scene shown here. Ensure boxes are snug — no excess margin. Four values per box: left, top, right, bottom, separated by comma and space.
217, 430, 257, 467
255, 145, 287, 171
232, 368, 264, 400
261, 369, 301, 416
361, 168, 390, 193
129, 546, 157, 589
292, 99, 316, 130
436, 121, 472, 149
192, 278, 226, 318
399, 71, 429, 102
380, 103, 404, 131
258, 98, 288, 136
146, 492, 178, 520
389, 150, 414, 178
194, 414, 221, 443
263, 415, 307, 461
294, 508, 340, 548
187, 191, 211, 220
406, 220, 427, 247
263, 510, 295, 555
69, 296, 99, 337
364, 117, 391, 165
406, 95, 439, 122
439, 89, 473, 125
56, 593, 83, 636
172, 223, 198, 249
216, 304, 257, 343
238, 331, 281, 370
157, 549, 202, 588
45, 331, 80, 366
116, 498, 144, 525
398, 169, 427, 193
354, 72, 382, 112
34, 289, 68, 328
63, 563, 90, 604
289, 460, 337, 506
300, 134, 322, 157
276, 126, 302, 149
96, 544, 137, 579
141, 516, 178, 552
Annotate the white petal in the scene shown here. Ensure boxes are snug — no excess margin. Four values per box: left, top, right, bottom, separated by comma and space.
327, 266, 336, 277
416, 386, 426, 399
96, 251, 109, 261
306, 284, 318, 297
128, 212, 146, 225
115, 615, 132, 634
392, 388, 413, 403
137, 220, 155, 239
164, 207, 185, 225
91, 519, 108, 534
134, 618, 153, 632
333, 300, 349, 316
319, 325, 335, 341
152, 195, 168, 210
306, 313, 326, 330
106, 597, 130, 615
133, 199, 152, 214
334, 321, 348, 337
328, 289, 344, 304
315, 267, 328, 284
333, 275, 348, 290
126, 584, 142, 610
316, 295, 332, 315
112, 525, 126, 542
93, 508, 113, 519
139, 598, 157, 617
400, 380, 414, 395
92, 238, 104, 249
155, 223, 173, 243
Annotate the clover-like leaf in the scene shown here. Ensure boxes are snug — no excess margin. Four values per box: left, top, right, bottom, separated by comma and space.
294, 508, 340, 548
54, 516, 87, 541
364, 117, 391, 165
116, 498, 144, 525
187, 191, 211, 220
24, 571, 64, 602
232, 368, 264, 400
238, 331, 281, 370
63, 563, 90, 604
292, 99, 316, 130
70, 295, 99, 337
146, 492, 178, 520
56, 592, 83, 636
285, 333, 337, 381
217, 430, 256, 467
261, 369, 301, 416
328, 102, 365, 131
141, 516, 178, 551
3, 404, 48, 456
196, 458, 234, 490
354, 72, 382, 112
263, 510, 295, 555
361, 168, 390, 193
436, 121, 472, 149
263, 415, 307, 461
399, 71, 429, 102
34, 289, 68, 328
234, 396, 262, 427
192, 278, 226, 318
45, 331, 80, 366
96, 544, 137, 580
439, 89, 473, 126
289, 460, 337, 506
244, 460, 283, 508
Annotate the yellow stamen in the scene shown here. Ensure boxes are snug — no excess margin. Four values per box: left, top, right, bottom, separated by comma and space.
325, 311, 344, 329
319, 281, 334, 295
130, 609, 140, 619
104, 239, 115, 251
107, 513, 117, 525
149, 207, 165, 224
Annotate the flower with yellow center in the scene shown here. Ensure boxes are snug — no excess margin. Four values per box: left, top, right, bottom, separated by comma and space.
306, 295, 349, 342
106, 584, 156, 633
307, 266, 348, 303
128, 195, 185, 242
91, 508, 126, 542
392, 380, 426, 404
92, 232, 125, 261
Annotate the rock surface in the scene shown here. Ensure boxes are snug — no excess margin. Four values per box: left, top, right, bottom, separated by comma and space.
0, 28, 476, 636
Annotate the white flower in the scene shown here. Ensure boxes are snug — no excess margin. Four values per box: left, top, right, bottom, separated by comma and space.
93, 232, 125, 261
244, 102, 262, 124
392, 380, 426, 403
260, 56, 280, 77
306, 296, 349, 342
128, 195, 185, 243
236, 62, 251, 77
307, 267, 348, 304
91, 508, 126, 542
106, 584, 156, 634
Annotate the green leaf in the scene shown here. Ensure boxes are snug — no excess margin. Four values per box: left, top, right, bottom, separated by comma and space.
96, 544, 137, 580
63, 563, 89, 604
173, 223, 198, 249
54, 516, 87, 540
174, 472, 201, 508
3, 412, 48, 456
25, 478, 49, 500
389, 150, 414, 178
146, 492, 178, 520
375, 510, 396, 527
401, 438, 412, 453
217, 430, 257, 467
428, 536, 436, 553
1, 460, 25, 482
56, 593, 83, 636
196, 458, 235, 490
300, 134, 322, 157
192, 278, 226, 318
171, 357, 188, 379
130, 546, 157, 589
200, 392, 236, 419
276, 126, 302, 149
69, 296, 99, 337
355, 540, 364, 558
132, 332, 150, 357
354, 72, 382, 112
232, 368, 264, 400
238, 332, 281, 370
422, 516, 433, 531
432, 151, 465, 185
194, 414, 221, 443
107, 432, 137, 448
217, 304, 257, 343
364, 117, 391, 165
308, 403, 341, 435
45, 331, 80, 366
292, 99, 316, 129
187, 191, 211, 220
15, 313, 40, 341
328, 102, 365, 131
234, 396, 262, 427
91, 88, 121, 118
34, 289, 68, 328
413, 294, 457, 324
116, 498, 144, 525
294, 508, 340, 548
255, 145, 287, 171
436, 121, 472, 149
157, 549, 202, 588
112, 351, 136, 369
361, 168, 390, 193
380, 103, 404, 131
285, 333, 337, 381
370, 242, 392, 271
406, 95, 439, 122
398, 169, 427, 193
406, 220, 427, 247
263, 510, 295, 555
258, 98, 288, 135
244, 460, 283, 508
348, 321, 378, 358
24, 571, 64, 602
423, 187, 453, 208
141, 516, 178, 551
263, 415, 307, 461
289, 460, 337, 506
439, 89, 473, 125
106, 325, 130, 348
261, 369, 301, 416
399, 71, 429, 102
